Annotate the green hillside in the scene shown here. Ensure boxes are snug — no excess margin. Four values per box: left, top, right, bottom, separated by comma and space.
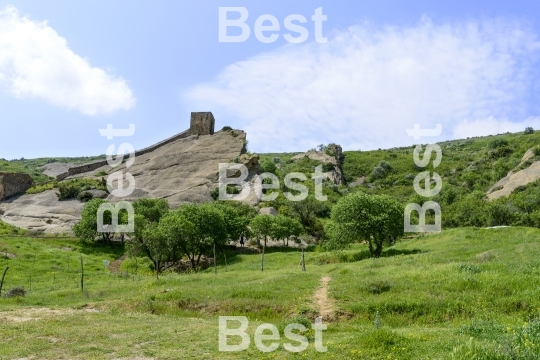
1, 227, 540, 359
0, 156, 105, 184
257, 129, 540, 230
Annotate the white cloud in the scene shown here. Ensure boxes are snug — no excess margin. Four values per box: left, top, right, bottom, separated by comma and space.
453, 116, 540, 138
0, 6, 135, 115
185, 17, 540, 152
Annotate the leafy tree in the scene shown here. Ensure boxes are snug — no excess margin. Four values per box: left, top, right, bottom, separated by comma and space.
176, 203, 228, 269
250, 215, 275, 270
73, 199, 113, 244
325, 192, 403, 257
271, 215, 303, 247
212, 202, 251, 243
289, 196, 329, 233
525, 126, 534, 135
149, 211, 197, 274
443, 196, 488, 228
125, 198, 172, 274
487, 197, 519, 226
132, 198, 169, 223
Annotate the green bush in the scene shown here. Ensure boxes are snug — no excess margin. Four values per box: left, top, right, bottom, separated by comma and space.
489, 138, 509, 149
525, 126, 534, 135
26, 181, 58, 195
366, 280, 392, 294
56, 178, 107, 201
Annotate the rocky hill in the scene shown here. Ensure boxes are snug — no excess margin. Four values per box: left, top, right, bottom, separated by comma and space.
0, 114, 252, 234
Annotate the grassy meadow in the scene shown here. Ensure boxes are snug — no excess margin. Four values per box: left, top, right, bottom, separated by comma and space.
2, 227, 540, 359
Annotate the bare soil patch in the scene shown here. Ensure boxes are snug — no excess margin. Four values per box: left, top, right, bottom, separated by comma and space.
313, 276, 335, 321
0, 306, 99, 323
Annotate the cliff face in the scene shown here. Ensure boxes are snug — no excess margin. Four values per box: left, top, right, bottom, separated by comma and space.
0, 130, 247, 234
0, 172, 34, 201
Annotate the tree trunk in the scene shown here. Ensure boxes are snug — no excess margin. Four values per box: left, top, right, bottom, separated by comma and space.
213, 243, 217, 275
80, 256, 84, 291
261, 236, 266, 271
0, 266, 9, 297
373, 241, 383, 258
301, 248, 306, 272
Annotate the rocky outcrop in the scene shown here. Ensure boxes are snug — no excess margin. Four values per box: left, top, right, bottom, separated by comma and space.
488, 162, 540, 200
0, 190, 83, 234
1, 128, 248, 233
76, 130, 247, 208
487, 147, 540, 200
259, 207, 278, 216
291, 144, 345, 185
0, 172, 34, 201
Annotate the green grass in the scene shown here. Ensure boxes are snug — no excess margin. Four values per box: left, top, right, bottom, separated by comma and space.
1, 227, 540, 358
0, 220, 28, 236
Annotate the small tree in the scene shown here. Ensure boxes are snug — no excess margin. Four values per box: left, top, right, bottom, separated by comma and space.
177, 203, 228, 270
250, 215, 275, 271
271, 215, 303, 247
290, 196, 327, 232
525, 127, 534, 135
73, 199, 113, 244
125, 198, 172, 274
326, 192, 403, 257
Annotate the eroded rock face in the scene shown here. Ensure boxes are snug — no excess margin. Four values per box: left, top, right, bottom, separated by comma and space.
291, 144, 345, 185
0, 190, 83, 234
77, 130, 247, 208
487, 147, 540, 200
487, 161, 540, 200
1, 129, 248, 233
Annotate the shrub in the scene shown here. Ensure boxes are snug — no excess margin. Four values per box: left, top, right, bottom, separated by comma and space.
210, 185, 240, 200
366, 280, 392, 294
322, 163, 334, 172
488, 138, 509, 149
525, 126, 534, 135
4, 286, 26, 298
95, 170, 108, 177
222, 126, 233, 131
533, 147, 540, 156
77, 191, 94, 202
26, 181, 57, 195
259, 158, 277, 174
489, 146, 512, 159
371, 166, 387, 180
457, 263, 481, 274
56, 178, 107, 201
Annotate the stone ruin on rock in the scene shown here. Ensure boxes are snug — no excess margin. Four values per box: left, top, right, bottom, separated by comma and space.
0, 172, 34, 201
56, 112, 217, 181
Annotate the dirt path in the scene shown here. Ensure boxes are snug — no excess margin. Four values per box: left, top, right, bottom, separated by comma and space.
313, 276, 334, 321
108, 254, 127, 274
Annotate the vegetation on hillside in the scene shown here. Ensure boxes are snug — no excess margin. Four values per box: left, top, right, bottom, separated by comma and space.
0, 156, 105, 184
259, 128, 540, 230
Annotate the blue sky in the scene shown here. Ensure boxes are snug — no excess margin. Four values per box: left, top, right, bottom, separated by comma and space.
1, 1, 540, 159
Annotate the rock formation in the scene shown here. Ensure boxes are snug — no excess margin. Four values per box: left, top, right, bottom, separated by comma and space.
0, 113, 256, 233
0, 172, 33, 201
291, 143, 345, 185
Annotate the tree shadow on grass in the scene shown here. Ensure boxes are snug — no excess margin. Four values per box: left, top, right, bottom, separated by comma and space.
347, 248, 425, 262
78, 240, 125, 258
